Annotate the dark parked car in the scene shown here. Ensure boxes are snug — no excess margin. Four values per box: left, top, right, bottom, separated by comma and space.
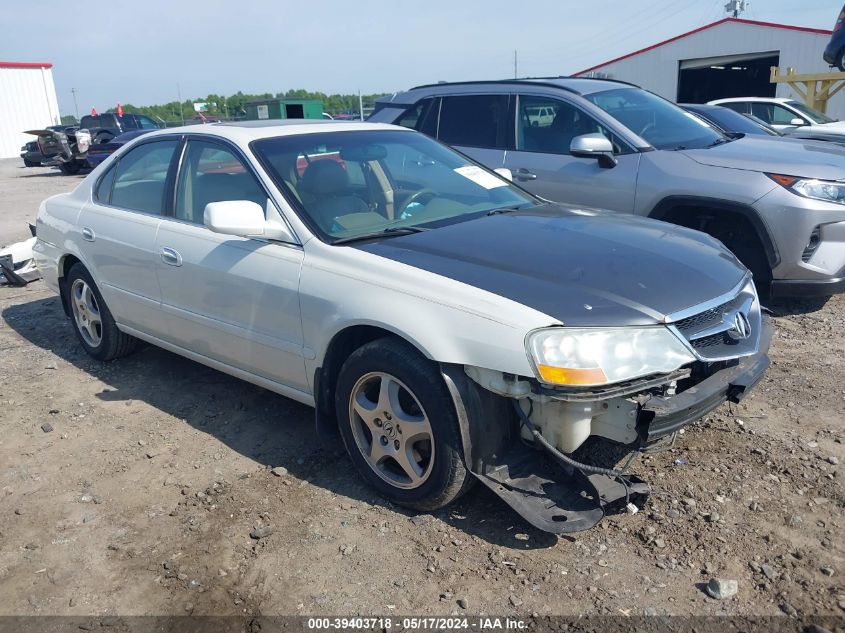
26, 113, 161, 175
20, 141, 42, 167
824, 5, 845, 70
85, 129, 153, 168
20, 125, 78, 167
681, 103, 781, 137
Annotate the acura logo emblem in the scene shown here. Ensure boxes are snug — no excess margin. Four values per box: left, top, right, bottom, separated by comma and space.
727, 310, 751, 341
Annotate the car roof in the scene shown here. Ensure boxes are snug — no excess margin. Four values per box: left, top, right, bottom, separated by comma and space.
377, 77, 639, 105
131, 119, 402, 144
710, 97, 794, 104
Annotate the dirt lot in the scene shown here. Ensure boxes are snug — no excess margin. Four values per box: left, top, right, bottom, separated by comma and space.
0, 157, 843, 621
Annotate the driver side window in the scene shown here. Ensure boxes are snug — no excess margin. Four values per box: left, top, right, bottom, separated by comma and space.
516, 96, 618, 155
175, 141, 267, 224
751, 103, 803, 125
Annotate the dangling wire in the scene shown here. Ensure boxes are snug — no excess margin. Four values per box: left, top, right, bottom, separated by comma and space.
512, 399, 634, 507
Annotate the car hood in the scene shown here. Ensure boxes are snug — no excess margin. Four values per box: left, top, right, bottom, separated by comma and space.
680, 135, 845, 180
354, 205, 747, 327
815, 121, 845, 132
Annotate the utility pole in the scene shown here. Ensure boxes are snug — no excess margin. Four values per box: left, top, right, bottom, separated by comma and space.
71, 88, 79, 120
514, 50, 518, 79
724, 0, 748, 18
359, 90, 364, 121
177, 82, 185, 125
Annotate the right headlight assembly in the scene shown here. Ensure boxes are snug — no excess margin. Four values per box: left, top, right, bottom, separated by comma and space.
767, 173, 845, 205
526, 327, 696, 387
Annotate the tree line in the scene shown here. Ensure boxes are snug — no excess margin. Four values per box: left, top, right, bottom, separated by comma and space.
61, 89, 391, 124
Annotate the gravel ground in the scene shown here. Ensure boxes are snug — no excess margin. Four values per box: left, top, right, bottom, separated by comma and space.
0, 158, 843, 620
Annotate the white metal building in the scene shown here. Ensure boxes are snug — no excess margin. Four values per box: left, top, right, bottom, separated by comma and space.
574, 18, 845, 119
0, 62, 61, 159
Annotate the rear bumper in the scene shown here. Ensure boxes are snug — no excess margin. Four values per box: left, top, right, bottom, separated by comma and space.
639, 318, 772, 441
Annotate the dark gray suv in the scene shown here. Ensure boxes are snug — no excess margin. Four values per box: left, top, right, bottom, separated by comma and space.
370, 78, 845, 299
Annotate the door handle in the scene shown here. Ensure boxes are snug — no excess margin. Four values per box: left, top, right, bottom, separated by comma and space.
81, 227, 95, 241
514, 168, 537, 181
160, 247, 182, 267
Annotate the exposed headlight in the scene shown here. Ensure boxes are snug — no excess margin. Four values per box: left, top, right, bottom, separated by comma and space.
526, 327, 696, 387
767, 173, 845, 205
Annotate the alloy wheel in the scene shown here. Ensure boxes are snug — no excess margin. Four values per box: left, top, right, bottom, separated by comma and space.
348, 371, 435, 489
70, 278, 103, 347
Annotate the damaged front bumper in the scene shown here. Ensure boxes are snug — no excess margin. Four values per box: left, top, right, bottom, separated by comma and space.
640, 321, 771, 442
444, 319, 773, 535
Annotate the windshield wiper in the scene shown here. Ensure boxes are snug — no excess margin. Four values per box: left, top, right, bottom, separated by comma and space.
332, 226, 429, 245
486, 204, 530, 216
707, 136, 733, 148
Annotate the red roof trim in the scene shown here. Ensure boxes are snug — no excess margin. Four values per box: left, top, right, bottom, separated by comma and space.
0, 61, 54, 69
575, 17, 832, 75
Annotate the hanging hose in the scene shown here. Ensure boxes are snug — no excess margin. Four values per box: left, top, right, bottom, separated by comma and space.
512, 399, 633, 505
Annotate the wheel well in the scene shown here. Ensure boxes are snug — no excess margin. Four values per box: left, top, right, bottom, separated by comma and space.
314, 325, 410, 435
650, 202, 778, 270
57, 254, 82, 316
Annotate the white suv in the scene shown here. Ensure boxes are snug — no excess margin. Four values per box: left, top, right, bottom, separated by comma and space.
709, 97, 845, 132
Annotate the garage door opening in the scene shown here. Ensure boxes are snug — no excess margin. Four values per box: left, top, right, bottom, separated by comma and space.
285, 103, 305, 119
677, 52, 779, 103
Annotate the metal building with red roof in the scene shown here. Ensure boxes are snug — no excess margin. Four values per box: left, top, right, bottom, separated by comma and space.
573, 18, 842, 118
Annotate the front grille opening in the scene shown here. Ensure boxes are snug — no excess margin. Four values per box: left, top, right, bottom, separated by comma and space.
690, 332, 742, 349
674, 302, 729, 333
802, 227, 821, 263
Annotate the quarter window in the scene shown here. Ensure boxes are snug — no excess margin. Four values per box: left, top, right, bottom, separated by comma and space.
437, 95, 509, 149
109, 140, 178, 214
175, 141, 267, 224
95, 165, 117, 203
395, 99, 438, 137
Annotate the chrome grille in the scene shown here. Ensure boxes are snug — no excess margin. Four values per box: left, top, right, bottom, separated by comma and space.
668, 278, 761, 361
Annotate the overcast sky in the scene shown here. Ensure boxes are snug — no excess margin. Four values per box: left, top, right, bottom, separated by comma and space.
0, 0, 840, 116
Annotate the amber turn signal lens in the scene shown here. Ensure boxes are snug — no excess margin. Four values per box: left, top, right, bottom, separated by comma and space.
767, 174, 799, 187
536, 365, 608, 386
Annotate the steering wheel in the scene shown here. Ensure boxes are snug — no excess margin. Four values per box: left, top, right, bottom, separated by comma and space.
397, 189, 437, 216
639, 122, 655, 138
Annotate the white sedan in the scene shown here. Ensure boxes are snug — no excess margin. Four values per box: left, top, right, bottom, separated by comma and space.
33, 120, 769, 532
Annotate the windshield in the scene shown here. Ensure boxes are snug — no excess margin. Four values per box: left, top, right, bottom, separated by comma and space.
252, 129, 537, 242
789, 101, 836, 124
586, 88, 724, 150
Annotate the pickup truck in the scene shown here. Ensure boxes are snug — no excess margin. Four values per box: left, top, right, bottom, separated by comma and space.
25, 113, 160, 175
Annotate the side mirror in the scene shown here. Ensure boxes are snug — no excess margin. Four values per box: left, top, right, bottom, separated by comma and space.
204, 200, 268, 237
493, 167, 513, 182
570, 133, 617, 168
790, 118, 807, 127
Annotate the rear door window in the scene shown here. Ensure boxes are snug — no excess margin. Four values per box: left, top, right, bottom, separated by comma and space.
395, 99, 438, 137
109, 140, 178, 214
719, 102, 749, 115
436, 95, 509, 149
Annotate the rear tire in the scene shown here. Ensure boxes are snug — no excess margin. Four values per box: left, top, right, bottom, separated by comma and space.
23, 159, 37, 167
335, 338, 471, 511
65, 263, 138, 361
58, 160, 82, 175
838, 49, 845, 72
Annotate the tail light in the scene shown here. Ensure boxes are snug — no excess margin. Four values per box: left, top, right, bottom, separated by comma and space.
76, 130, 91, 154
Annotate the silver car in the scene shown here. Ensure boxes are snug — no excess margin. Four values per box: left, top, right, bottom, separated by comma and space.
33, 120, 769, 533
371, 79, 845, 298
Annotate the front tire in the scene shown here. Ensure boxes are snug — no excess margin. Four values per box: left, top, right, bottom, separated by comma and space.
335, 338, 471, 511
66, 263, 138, 361
837, 49, 845, 72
